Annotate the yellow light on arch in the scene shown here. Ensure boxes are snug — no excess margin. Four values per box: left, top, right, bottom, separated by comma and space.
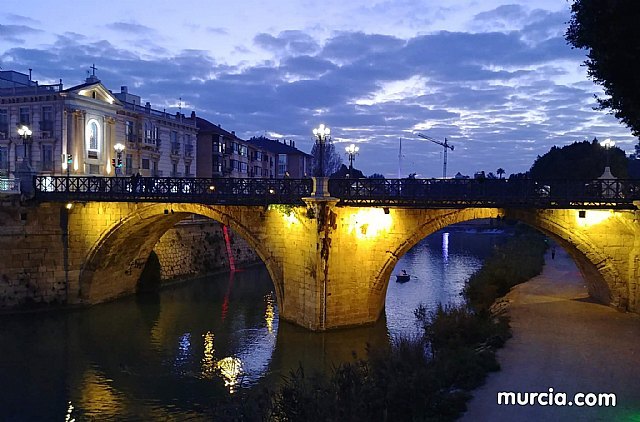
576, 209, 613, 228
347, 208, 393, 239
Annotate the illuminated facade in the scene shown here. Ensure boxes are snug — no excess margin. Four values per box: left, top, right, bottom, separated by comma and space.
0, 69, 197, 183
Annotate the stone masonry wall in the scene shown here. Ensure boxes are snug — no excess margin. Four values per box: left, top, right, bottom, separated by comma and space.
153, 217, 260, 282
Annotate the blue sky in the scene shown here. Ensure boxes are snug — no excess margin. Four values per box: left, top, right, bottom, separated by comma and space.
0, 1, 636, 178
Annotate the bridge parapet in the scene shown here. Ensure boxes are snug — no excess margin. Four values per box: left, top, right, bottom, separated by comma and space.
32, 175, 640, 209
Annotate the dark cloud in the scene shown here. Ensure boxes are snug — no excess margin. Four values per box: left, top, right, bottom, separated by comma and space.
105, 22, 156, 36
0, 24, 42, 44
254, 30, 319, 56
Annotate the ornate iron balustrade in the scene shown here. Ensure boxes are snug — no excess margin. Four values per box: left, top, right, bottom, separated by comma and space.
328, 178, 640, 209
33, 176, 640, 209
0, 177, 20, 194
33, 176, 313, 205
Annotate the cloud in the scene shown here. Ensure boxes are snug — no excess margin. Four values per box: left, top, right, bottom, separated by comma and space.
105, 21, 156, 36
254, 30, 320, 56
0, 24, 42, 44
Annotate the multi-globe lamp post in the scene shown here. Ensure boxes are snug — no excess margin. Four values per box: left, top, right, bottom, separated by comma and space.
311, 124, 331, 197
600, 138, 615, 168
17, 124, 32, 164
114, 143, 125, 177
312, 124, 331, 177
345, 143, 359, 177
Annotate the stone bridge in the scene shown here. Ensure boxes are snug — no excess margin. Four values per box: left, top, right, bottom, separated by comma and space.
3, 196, 638, 330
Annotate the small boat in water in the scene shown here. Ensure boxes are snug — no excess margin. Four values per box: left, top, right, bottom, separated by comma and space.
395, 270, 411, 283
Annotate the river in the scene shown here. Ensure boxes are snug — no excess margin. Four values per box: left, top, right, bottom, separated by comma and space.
0, 222, 510, 420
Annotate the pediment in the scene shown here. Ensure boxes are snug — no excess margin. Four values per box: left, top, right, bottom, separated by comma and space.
66, 82, 121, 106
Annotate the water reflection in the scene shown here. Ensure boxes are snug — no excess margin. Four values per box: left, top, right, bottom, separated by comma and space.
0, 223, 508, 419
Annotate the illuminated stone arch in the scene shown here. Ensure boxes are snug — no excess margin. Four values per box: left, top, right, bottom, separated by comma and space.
78, 202, 285, 310
370, 207, 625, 317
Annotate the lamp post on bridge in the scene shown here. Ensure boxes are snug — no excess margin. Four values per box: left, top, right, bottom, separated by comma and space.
600, 138, 615, 169
114, 143, 125, 177
345, 143, 359, 177
312, 124, 331, 197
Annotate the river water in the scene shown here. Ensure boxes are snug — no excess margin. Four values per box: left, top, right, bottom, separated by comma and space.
0, 222, 509, 420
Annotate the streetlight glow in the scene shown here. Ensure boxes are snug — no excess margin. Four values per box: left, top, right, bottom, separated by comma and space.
345, 143, 359, 177
313, 124, 331, 177
17, 125, 32, 138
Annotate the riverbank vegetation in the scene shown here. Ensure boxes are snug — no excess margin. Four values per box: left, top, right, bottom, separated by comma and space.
218, 224, 548, 420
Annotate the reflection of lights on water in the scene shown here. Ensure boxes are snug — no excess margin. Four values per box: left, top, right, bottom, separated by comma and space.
216, 357, 243, 394
442, 232, 449, 264
65, 401, 75, 422
200, 331, 244, 393
179, 333, 191, 353
202, 331, 215, 379
265, 293, 275, 334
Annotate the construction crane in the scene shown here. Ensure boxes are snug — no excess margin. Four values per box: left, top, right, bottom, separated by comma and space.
416, 133, 454, 178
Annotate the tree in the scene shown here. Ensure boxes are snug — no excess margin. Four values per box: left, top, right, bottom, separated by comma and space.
368, 173, 385, 179
529, 139, 628, 180
310, 139, 342, 177
566, 1, 640, 136
496, 168, 505, 179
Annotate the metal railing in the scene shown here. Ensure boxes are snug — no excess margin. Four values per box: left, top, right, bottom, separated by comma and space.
329, 178, 640, 209
0, 177, 20, 194
33, 176, 313, 205
32, 176, 640, 209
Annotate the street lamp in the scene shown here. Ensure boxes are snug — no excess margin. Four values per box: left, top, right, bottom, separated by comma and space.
114, 143, 125, 176
345, 143, 359, 177
17, 124, 32, 163
600, 138, 615, 168
17, 125, 32, 139
312, 124, 330, 177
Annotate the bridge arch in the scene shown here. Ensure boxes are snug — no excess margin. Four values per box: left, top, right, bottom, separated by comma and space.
78, 202, 285, 311
370, 208, 625, 317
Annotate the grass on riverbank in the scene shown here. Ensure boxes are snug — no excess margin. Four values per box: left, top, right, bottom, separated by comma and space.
221, 224, 548, 421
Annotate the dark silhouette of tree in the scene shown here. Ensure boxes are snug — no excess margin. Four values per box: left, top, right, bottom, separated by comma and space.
529, 139, 628, 180
496, 168, 506, 179
566, 1, 640, 136
330, 164, 364, 178
368, 173, 385, 179
310, 139, 342, 177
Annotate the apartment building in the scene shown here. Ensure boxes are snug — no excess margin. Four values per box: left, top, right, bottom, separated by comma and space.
0, 69, 197, 184
196, 117, 275, 178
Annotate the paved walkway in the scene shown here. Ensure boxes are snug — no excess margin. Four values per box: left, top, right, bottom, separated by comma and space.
461, 244, 640, 421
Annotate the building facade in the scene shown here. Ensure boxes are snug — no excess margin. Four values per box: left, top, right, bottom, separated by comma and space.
196, 117, 276, 178
0, 70, 197, 186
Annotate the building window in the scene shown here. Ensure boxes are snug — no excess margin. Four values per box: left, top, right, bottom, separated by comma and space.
239, 145, 248, 157
142, 158, 150, 170
277, 154, 287, 176
126, 154, 133, 174
0, 146, 8, 172
212, 156, 222, 173
19, 107, 30, 125
184, 163, 191, 176
88, 164, 100, 175
86, 119, 100, 159
41, 144, 53, 171
125, 121, 135, 142
172, 162, 178, 176
0, 109, 7, 139
240, 162, 248, 173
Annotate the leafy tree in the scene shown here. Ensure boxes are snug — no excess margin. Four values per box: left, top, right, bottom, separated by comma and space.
566, 1, 640, 136
310, 139, 342, 177
368, 173, 385, 179
529, 139, 628, 179
496, 168, 506, 179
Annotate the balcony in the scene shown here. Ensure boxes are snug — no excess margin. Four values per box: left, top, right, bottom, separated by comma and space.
184, 144, 194, 157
